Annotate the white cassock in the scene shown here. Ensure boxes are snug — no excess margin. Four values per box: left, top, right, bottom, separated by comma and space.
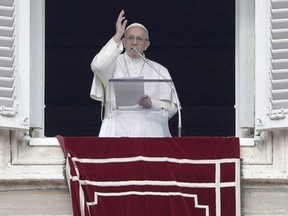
90, 38, 177, 137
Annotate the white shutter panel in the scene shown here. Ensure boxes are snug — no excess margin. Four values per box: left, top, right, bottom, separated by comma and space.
0, 1, 17, 117
256, 0, 288, 131
270, 0, 288, 112
0, 0, 29, 130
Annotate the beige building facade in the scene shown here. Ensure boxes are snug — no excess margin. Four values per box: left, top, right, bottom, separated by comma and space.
1, 0, 288, 215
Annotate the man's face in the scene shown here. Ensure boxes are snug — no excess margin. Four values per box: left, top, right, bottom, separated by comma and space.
122, 26, 150, 59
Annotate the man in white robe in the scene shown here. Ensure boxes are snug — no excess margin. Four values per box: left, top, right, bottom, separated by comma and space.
90, 10, 178, 137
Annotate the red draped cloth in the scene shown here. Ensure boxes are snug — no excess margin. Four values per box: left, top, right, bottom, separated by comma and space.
57, 136, 240, 216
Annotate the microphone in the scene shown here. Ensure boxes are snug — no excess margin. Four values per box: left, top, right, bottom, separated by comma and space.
132, 48, 182, 137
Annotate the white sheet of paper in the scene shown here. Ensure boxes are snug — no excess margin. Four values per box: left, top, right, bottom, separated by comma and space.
112, 77, 145, 107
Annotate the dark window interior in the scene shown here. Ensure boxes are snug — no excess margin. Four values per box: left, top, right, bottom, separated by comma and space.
45, 0, 235, 137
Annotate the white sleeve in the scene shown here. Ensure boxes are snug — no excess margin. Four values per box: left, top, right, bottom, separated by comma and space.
90, 38, 123, 101
90, 38, 123, 86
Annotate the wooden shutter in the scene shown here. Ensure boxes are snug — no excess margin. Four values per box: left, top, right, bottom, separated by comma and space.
256, 0, 288, 131
0, 0, 16, 117
270, 0, 288, 112
0, 0, 30, 130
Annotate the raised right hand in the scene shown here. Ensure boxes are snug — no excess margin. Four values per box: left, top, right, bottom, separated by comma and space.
113, 10, 127, 43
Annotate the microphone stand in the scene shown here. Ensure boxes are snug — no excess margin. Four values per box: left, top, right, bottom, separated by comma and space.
132, 48, 182, 137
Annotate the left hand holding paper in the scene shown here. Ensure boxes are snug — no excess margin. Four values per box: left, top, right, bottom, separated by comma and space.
139, 95, 152, 109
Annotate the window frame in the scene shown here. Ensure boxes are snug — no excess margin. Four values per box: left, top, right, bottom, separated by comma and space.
235, 0, 255, 141
0, 0, 283, 185
29, 0, 45, 133
236, 0, 288, 146
2, 0, 279, 158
